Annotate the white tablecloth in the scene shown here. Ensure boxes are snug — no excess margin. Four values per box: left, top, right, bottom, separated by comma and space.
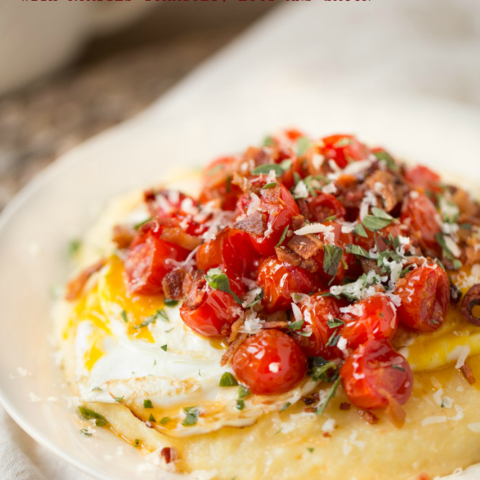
1, 0, 479, 478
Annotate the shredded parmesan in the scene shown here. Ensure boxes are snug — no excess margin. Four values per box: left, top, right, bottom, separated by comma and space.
295, 223, 334, 236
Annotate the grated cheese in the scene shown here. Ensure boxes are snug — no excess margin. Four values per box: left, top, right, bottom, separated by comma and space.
421, 416, 447, 426
295, 223, 334, 237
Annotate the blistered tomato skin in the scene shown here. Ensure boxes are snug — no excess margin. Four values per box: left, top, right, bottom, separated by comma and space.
342, 294, 398, 350
404, 165, 442, 194
306, 193, 347, 223
236, 183, 300, 257
257, 257, 322, 313
294, 293, 347, 359
125, 229, 189, 296
340, 339, 413, 410
232, 330, 307, 395
320, 134, 371, 169
401, 193, 442, 252
394, 265, 449, 332
180, 270, 244, 338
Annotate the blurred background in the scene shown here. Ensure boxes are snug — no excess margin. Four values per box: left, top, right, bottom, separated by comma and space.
0, 0, 479, 212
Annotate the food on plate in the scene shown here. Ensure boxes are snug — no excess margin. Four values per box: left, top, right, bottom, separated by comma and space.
54, 130, 480, 480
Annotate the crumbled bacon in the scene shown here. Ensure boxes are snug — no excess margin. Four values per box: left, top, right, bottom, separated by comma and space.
161, 447, 179, 464
291, 214, 305, 231
162, 269, 187, 300
228, 315, 246, 343
460, 363, 476, 385
339, 402, 351, 411
287, 234, 323, 260
112, 224, 135, 249
160, 227, 202, 251
261, 321, 289, 330
183, 270, 206, 310
275, 246, 319, 273
234, 211, 268, 237
65, 259, 105, 301
360, 258, 383, 276
221, 333, 248, 366
359, 409, 379, 424
365, 170, 405, 212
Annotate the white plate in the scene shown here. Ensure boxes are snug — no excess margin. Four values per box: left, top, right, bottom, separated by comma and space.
0, 86, 480, 480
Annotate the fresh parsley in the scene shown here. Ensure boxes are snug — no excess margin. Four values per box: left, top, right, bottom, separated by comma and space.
362, 208, 394, 232
143, 399, 153, 409
353, 223, 368, 238
327, 318, 344, 329
323, 245, 344, 278
160, 417, 170, 425
316, 376, 342, 416
78, 407, 108, 427
297, 137, 312, 157
280, 402, 291, 412
182, 407, 199, 426
204, 268, 243, 304
345, 244, 371, 259
161, 344, 168, 352
164, 298, 179, 307
148, 414, 156, 423
288, 319, 305, 331
276, 225, 289, 248
236, 385, 251, 410
219, 372, 239, 387
262, 182, 278, 189
121, 310, 128, 323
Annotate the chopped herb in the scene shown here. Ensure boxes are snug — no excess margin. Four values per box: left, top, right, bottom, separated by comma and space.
205, 268, 243, 304
80, 428, 92, 436
134, 439, 140, 447
316, 376, 342, 416
327, 318, 345, 328
391, 365, 406, 372
236, 399, 245, 411
164, 298, 179, 307
293, 171, 302, 186
276, 225, 290, 248
161, 344, 168, 352
307, 447, 314, 453
160, 417, 170, 425
280, 402, 291, 412
92, 386, 102, 392
296, 330, 313, 337
373, 150, 398, 171
400, 264, 415, 278
158, 309, 169, 321
244, 288, 264, 309
78, 407, 108, 427
143, 399, 153, 409
297, 137, 312, 157
353, 223, 368, 238
324, 215, 337, 223
345, 244, 371, 259
148, 414, 156, 423
133, 311, 162, 329
319, 292, 342, 300
362, 208, 394, 232
134, 217, 152, 230
309, 357, 338, 382
288, 319, 305, 331
460, 223, 472, 230
219, 372, 239, 387
263, 135, 275, 147
121, 310, 128, 323
251, 164, 284, 177
114, 396, 124, 403
238, 385, 251, 399
325, 331, 341, 347
323, 245, 344, 278
280, 159, 293, 171
333, 137, 353, 148
182, 407, 199, 426
207, 164, 223, 176
262, 182, 278, 189
68, 239, 81, 257
435, 233, 462, 270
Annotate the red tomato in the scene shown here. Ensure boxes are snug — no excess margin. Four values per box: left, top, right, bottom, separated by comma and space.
320, 134, 371, 169
196, 228, 260, 277
340, 339, 413, 410
180, 268, 244, 338
394, 264, 449, 332
401, 193, 441, 252
306, 193, 347, 223
232, 329, 307, 395
341, 294, 398, 350
236, 182, 300, 257
257, 257, 322, 312
125, 227, 189, 295
404, 165, 442, 194
199, 156, 242, 211
294, 293, 347, 359
313, 221, 354, 284
284, 129, 305, 142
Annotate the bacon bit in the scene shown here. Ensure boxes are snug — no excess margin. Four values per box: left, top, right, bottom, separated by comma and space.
302, 393, 320, 405
291, 215, 305, 231
297, 199, 310, 219
228, 315, 246, 343
360, 257, 383, 276
336, 174, 357, 190
161, 447, 179, 464
460, 363, 476, 385
341, 188, 365, 209
275, 246, 301, 267
461, 284, 480, 326
232, 172, 251, 193
234, 212, 268, 237
452, 187, 479, 217
183, 270, 206, 310
145, 421, 154, 429
339, 402, 351, 411
304, 407, 316, 413
221, 333, 248, 366
359, 409, 379, 424
322, 432, 332, 438
385, 394, 406, 429
143, 189, 158, 217
160, 227, 202, 251
287, 234, 323, 260
65, 259, 105, 301
112, 224, 135, 249
365, 170, 404, 212
260, 183, 281, 203
262, 321, 289, 330
162, 269, 187, 300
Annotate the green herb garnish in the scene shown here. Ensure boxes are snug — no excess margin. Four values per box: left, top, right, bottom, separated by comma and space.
143, 399, 153, 409
297, 137, 312, 157
316, 376, 342, 416
327, 318, 345, 329
182, 407, 199, 426
161, 344, 168, 352
276, 225, 290, 248
78, 407, 107, 427
148, 414, 156, 423
204, 268, 243, 304
288, 319, 305, 331
323, 245, 344, 278
160, 417, 170, 425
164, 298, 179, 307
219, 372, 239, 387
121, 310, 128, 323
262, 182, 278, 189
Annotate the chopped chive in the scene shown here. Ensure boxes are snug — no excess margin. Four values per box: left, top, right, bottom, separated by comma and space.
219, 372, 239, 387
143, 399, 153, 409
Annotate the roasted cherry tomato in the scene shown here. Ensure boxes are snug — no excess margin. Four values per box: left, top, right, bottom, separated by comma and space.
294, 293, 347, 359
199, 156, 242, 211
305, 193, 347, 223
236, 182, 300, 257
232, 329, 307, 395
340, 339, 413, 410
257, 257, 322, 312
401, 192, 442, 253
313, 221, 354, 284
404, 165, 442, 194
320, 134, 371, 169
196, 227, 260, 277
125, 226, 189, 295
180, 267, 244, 338
394, 264, 449, 332
341, 294, 398, 350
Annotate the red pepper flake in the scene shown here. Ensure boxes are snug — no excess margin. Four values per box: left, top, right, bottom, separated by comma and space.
339, 402, 351, 411
460, 363, 476, 385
